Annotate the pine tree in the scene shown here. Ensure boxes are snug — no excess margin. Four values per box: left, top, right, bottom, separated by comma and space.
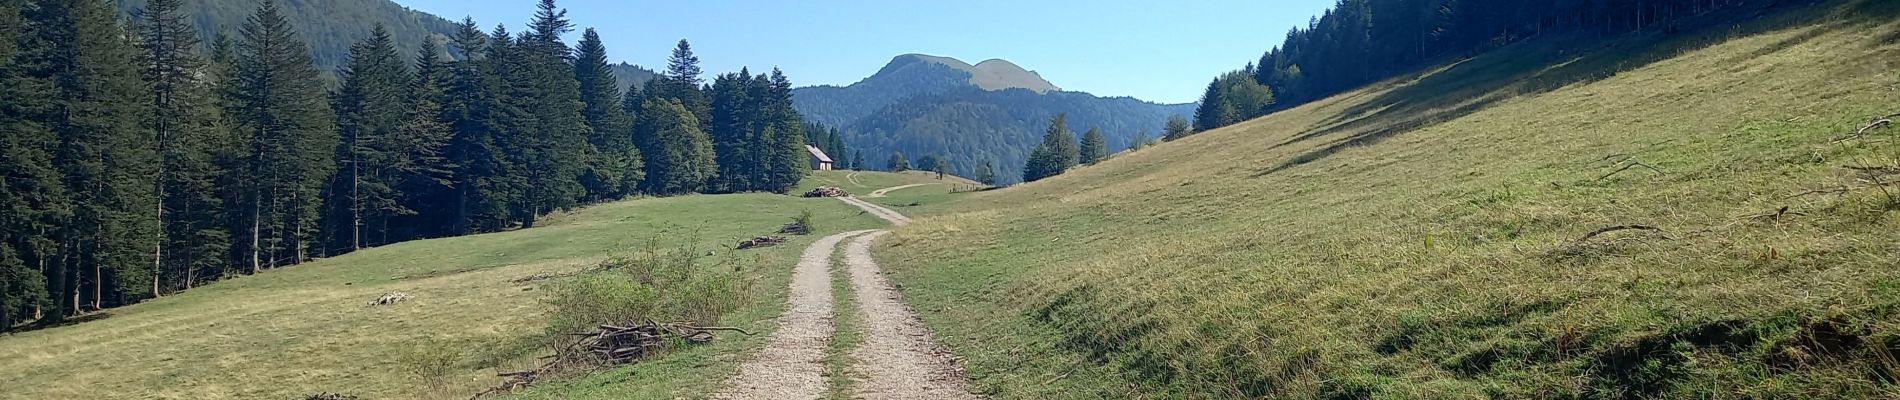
229, 0, 337, 272
851, 151, 864, 171
1162, 113, 1192, 141
889, 151, 910, 172
656, 39, 709, 121
1079, 127, 1108, 165
574, 28, 637, 202
389, 40, 455, 240
1021, 145, 1057, 183
706, 70, 756, 193
441, 19, 509, 234
137, 0, 231, 294
0, 0, 61, 327
511, 0, 590, 226
635, 98, 715, 195
756, 68, 809, 193
324, 25, 411, 251
26, 0, 161, 310
1045, 113, 1079, 169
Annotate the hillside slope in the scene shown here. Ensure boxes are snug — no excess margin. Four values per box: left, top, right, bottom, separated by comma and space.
879, 1, 1900, 398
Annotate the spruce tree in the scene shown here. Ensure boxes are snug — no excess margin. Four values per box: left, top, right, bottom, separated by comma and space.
511, 0, 590, 226
442, 19, 509, 234
390, 40, 456, 240
1022, 145, 1057, 183
1044, 113, 1079, 170
657, 39, 710, 121
137, 0, 231, 294
706, 70, 756, 193
0, 0, 61, 327
1162, 113, 1192, 141
757, 68, 809, 193
324, 25, 411, 251
635, 98, 715, 195
229, 0, 337, 272
1079, 127, 1108, 165
574, 28, 637, 202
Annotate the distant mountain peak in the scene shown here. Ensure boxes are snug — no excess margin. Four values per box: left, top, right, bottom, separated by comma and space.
878, 54, 1059, 94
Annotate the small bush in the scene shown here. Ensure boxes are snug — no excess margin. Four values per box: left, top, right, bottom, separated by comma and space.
397, 337, 463, 389
543, 239, 760, 333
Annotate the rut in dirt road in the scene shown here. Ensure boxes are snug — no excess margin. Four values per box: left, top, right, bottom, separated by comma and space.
866, 183, 937, 198
843, 231, 981, 400
838, 196, 911, 225
713, 230, 876, 400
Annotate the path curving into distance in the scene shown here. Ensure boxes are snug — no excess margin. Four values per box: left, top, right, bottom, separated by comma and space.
866, 183, 938, 198
715, 189, 978, 399
714, 229, 878, 400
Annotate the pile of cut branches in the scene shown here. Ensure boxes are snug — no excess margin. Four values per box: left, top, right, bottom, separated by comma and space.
803, 186, 850, 198
738, 235, 787, 249
472, 320, 749, 399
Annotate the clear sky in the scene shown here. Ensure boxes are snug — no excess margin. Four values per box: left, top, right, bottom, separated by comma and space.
394, 0, 1337, 104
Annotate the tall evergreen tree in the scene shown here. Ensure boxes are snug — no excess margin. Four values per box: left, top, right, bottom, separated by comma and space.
574, 28, 638, 201
137, 0, 231, 294
0, 0, 60, 327
386, 39, 455, 241
1079, 127, 1108, 165
323, 25, 411, 251
706, 70, 757, 193
229, 0, 337, 272
756, 68, 809, 193
851, 150, 864, 172
1022, 113, 1078, 182
441, 19, 510, 233
656, 39, 710, 121
24, 0, 160, 311
510, 0, 590, 227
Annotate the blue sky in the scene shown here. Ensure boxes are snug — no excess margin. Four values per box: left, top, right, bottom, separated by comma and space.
395, 0, 1337, 104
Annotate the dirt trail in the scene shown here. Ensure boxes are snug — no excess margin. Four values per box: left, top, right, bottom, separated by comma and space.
837, 196, 911, 226
846, 171, 866, 187
714, 230, 876, 400
866, 183, 937, 198
843, 231, 981, 400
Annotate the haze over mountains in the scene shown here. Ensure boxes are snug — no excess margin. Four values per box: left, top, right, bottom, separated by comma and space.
795, 54, 1195, 183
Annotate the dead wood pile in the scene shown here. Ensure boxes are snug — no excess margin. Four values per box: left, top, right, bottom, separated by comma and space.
368, 292, 411, 306
778, 221, 811, 235
471, 321, 749, 399
301, 393, 358, 400
738, 235, 788, 250
803, 186, 850, 198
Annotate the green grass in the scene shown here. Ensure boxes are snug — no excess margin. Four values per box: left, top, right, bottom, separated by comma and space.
0, 174, 911, 400
877, 1, 1900, 398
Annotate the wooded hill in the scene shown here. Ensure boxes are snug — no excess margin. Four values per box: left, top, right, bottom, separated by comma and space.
1, 0, 806, 331
794, 54, 1194, 184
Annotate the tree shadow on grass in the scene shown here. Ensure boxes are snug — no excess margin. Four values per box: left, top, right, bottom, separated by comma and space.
1257, 0, 1898, 177
3, 311, 114, 335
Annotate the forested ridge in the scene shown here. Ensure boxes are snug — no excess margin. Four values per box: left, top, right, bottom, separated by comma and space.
0, 0, 810, 330
1192, 0, 1811, 133
794, 54, 1194, 184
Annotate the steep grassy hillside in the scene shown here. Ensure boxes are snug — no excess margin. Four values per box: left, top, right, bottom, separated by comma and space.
0, 174, 915, 399
880, 1, 1900, 398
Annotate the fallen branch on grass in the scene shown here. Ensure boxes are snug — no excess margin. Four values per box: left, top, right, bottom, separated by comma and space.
1569, 225, 1668, 248
1597, 159, 1665, 181
738, 235, 788, 250
471, 320, 752, 399
1832, 112, 1900, 143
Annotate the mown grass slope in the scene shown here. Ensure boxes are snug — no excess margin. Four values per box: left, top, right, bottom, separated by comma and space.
880, 1, 1900, 398
0, 173, 922, 400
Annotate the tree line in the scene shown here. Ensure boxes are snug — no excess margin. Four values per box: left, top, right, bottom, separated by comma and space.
1191, 0, 1784, 134
0, 0, 810, 330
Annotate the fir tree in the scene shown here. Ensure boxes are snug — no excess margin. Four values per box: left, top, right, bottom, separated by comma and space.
324, 25, 411, 251
574, 28, 637, 201
0, 0, 62, 327
706, 70, 756, 193
388, 39, 455, 240
229, 0, 337, 272
27, 0, 161, 310
1162, 113, 1192, 141
851, 150, 864, 172
511, 0, 590, 227
137, 0, 231, 294
1079, 127, 1108, 165
1045, 113, 1079, 169
756, 68, 809, 193
442, 18, 509, 234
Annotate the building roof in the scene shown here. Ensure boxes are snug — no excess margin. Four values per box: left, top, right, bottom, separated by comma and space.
805, 145, 834, 163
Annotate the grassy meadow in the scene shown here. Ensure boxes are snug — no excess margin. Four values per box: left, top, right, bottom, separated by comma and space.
0, 172, 949, 400
878, 0, 1900, 398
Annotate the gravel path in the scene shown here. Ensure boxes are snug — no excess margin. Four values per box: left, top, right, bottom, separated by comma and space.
713, 230, 876, 400
843, 231, 981, 400
837, 197, 911, 226
866, 183, 937, 198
